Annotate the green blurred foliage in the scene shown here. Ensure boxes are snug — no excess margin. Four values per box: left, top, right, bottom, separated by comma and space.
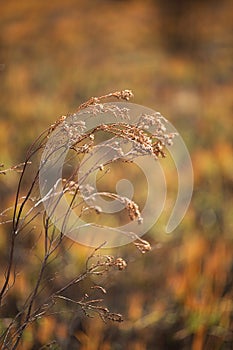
0, 0, 232, 349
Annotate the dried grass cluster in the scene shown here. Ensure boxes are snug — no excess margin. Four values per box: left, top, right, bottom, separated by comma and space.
0, 90, 174, 349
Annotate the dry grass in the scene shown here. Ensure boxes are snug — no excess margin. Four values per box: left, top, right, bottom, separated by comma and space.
0, 90, 176, 349
0, 1, 232, 349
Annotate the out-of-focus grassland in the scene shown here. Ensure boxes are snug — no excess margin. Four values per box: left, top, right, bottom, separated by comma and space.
0, 0, 232, 349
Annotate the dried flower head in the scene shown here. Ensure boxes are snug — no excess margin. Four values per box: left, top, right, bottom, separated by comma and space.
115, 257, 127, 271
134, 238, 152, 253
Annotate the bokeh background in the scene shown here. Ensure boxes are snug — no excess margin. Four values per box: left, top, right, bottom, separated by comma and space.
0, 0, 233, 349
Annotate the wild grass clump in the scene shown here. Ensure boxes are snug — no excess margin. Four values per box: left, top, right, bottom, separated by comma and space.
0, 90, 174, 349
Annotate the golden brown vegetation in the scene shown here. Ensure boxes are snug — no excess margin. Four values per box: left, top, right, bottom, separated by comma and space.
0, 0, 232, 349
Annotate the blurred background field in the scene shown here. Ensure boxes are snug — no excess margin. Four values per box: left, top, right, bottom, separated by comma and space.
0, 0, 233, 349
